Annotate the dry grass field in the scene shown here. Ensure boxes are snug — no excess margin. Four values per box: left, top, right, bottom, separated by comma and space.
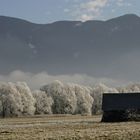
0, 115, 140, 140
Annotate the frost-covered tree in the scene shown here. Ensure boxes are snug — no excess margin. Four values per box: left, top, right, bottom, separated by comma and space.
41, 81, 77, 114
33, 90, 53, 114
0, 82, 35, 117
91, 83, 118, 114
117, 83, 140, 93
0, 83, 23, 117
41, 80, 94, 115
15, 82, 35, 115
74, 85, 94, 115
62, 84, 77, 114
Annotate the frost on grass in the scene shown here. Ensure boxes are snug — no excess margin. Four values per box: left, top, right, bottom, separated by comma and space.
41, 80, 93, 115
0, 82, 35, 117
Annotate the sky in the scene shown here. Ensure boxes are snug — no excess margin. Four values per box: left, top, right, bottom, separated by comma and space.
0, 0, 140, 23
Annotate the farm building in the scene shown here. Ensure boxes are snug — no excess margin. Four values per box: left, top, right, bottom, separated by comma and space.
101, 93, 140, 122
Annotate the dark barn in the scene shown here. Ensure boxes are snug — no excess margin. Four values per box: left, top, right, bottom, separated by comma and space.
101, 93, 140, 122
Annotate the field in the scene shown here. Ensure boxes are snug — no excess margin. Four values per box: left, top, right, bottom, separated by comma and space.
0, 115, 140, 140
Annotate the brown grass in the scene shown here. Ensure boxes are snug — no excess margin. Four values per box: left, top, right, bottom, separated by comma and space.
0, 115, 140, 140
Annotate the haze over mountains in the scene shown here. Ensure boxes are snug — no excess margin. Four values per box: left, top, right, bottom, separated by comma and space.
0, 14, 140, 85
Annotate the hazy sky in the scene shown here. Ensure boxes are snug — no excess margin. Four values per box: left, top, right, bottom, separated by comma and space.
0, 0, 139, 23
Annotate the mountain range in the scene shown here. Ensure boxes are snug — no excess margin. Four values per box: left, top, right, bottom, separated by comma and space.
0, 14, 140, 81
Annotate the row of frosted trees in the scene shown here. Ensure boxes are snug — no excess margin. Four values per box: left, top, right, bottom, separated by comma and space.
0, 80, 140, 117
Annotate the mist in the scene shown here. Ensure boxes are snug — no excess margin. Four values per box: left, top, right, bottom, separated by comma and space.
0, 70, 129, 90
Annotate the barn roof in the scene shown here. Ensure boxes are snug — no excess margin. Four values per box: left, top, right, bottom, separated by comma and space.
102, 93, 140, 111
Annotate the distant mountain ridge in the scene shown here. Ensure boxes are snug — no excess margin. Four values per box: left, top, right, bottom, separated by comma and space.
0, 14, 140, 81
